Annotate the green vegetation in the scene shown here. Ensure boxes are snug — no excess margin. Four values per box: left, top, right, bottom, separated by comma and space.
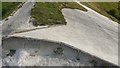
2, 2, 21, 19
31, 2, 87, 26
118, 1, 120, 17
0, 2, 2, 20
81, 2, 120, 23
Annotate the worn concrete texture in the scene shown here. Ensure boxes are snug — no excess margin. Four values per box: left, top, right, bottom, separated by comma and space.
2, 37, 113, 66
10, 1, 118, 65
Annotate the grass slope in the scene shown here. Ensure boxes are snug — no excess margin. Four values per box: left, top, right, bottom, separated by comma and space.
81, 2, 120, 23
31, 2, 87, 26
2, 2, 21, 19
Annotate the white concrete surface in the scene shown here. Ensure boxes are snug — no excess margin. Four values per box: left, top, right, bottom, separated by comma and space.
10, 1, 118, 65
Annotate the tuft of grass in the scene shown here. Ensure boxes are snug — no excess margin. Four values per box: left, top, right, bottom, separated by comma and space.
81, 2, 120, 23
31, 2, 87, 26
2, 2, 21, 19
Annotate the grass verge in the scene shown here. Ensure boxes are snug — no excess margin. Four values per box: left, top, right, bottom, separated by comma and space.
81, 2, 120, 23
31, 2, 87, 26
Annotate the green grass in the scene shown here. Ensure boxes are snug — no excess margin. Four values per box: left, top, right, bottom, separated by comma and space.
31, 2, 87, 26
0, 2, 2, 20
2, 2, 21, 19
81, 2, 120, 23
